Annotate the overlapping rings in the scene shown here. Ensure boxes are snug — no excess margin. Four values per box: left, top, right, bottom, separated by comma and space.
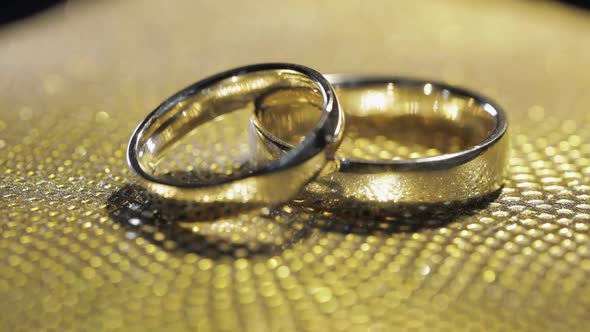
128, 63, 508, 206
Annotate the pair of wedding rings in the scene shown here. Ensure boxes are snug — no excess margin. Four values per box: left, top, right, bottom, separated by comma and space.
127, 63, 508, 207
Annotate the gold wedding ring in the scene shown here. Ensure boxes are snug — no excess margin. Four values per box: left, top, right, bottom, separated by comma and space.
127, 64, 344, 204
253, 75, 509, 204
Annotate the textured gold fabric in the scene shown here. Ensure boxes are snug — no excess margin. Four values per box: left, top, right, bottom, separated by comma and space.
1, 1, 590, 331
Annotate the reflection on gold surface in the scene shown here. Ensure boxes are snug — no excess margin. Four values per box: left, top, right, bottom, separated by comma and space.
140, 70, 324, 171
130, 68, 339, 205
256, 81, 507, 204
334, 114, 481, 158
2, 0, 590, 331
257, 83, 498, 160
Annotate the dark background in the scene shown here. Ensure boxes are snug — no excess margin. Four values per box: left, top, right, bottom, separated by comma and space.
1, 0, 64, 25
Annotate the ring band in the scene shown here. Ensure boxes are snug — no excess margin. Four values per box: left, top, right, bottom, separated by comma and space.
127, 64, 343, 204
253, 75, 509, 204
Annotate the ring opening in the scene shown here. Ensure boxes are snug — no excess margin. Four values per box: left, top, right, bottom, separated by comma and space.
255, 80, 499, 162
134, 69, 325, 186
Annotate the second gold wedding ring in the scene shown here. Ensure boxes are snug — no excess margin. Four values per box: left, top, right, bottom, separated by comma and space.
253, 75, 509, 204
127, 64, 344, 204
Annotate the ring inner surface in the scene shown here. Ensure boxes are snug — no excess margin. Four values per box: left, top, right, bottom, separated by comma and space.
256, 82, 497, 162
136, 70, 324, 186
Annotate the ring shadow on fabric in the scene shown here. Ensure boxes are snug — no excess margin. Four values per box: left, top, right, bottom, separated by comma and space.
106, 184, 501, 259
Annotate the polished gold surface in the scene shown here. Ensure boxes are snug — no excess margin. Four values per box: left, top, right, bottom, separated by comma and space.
2, 0, 590, 331
254, 79, 508, 204
127, 66, 343, 205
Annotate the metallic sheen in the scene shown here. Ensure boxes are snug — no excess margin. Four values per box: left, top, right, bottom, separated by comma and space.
127, 64, 343, 205
253, 76, 509, 204
2, 1, 590, 331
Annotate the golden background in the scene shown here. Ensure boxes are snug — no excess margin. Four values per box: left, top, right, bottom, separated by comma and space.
1, 0, 590, 331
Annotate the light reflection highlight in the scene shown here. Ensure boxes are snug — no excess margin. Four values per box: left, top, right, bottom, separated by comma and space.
360, 92, 388, 111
